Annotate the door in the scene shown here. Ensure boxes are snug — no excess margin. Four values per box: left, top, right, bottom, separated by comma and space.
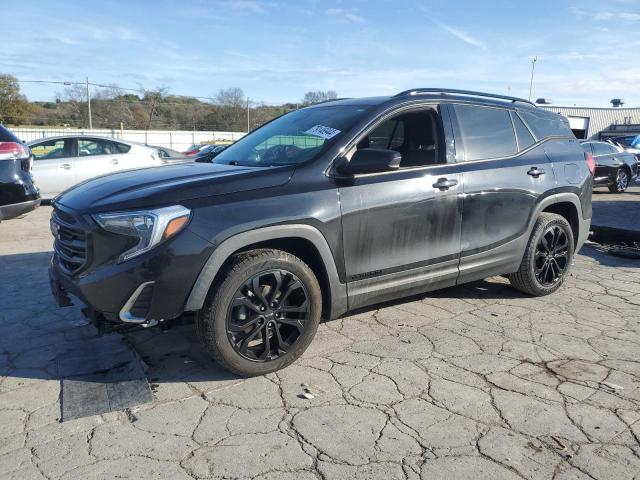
338, 106, 463, 309
449, 104, 557, 283
591, 142, 623, 185
75, 138, 123, 183
30, 138, 76, 197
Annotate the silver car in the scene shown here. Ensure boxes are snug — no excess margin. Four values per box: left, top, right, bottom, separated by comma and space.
27, 136, 163, 199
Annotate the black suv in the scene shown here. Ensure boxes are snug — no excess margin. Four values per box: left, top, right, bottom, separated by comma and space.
0, 125, 40, 222
49, 89, 592, 376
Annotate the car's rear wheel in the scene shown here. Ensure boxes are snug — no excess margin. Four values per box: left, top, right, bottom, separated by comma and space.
195, 248, 321, 377
609, 168, 629, 193
509, 213, 574, 296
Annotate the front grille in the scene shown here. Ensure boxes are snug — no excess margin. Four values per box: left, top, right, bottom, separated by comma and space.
52, 209, 87, 275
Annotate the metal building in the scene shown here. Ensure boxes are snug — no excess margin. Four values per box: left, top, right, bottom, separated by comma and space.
539, 105, 640, 140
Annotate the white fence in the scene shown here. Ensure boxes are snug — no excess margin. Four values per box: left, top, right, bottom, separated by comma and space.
12, 128, 246, 152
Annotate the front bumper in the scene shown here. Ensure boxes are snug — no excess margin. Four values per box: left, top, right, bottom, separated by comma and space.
49, 221, 214, 324
0, 198, 40, 221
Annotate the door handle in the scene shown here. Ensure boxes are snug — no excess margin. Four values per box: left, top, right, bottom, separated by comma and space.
432, 178, 458, 190
60, 163, 71, 170
527, 167, 545, 177
111, 159, 119, 165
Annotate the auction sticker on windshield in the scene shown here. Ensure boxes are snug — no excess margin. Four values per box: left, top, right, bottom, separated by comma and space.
304, 125, 341, 140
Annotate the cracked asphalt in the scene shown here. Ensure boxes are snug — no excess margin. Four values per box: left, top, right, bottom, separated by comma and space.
1, 206, 640, 480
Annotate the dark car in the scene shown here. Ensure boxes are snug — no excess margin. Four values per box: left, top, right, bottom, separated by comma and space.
183, 144, 209, 156
49, 88, 592, 376
581, 140, 638, 192
0, 125, 40, 222
193, 144, 227, 163
609, 135, 640, 161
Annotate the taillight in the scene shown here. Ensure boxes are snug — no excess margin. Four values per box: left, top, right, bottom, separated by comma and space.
0, 142, 30, 161
585, 152, 596, 176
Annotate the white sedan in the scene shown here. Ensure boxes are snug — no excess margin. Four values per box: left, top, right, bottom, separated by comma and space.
27, 136, 163, 199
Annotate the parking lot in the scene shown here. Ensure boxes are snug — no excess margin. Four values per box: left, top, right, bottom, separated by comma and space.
1, 204, 640, 480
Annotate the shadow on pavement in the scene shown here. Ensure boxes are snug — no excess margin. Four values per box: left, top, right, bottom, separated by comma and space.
0, 250, 240, 421
3, 242, 636, 420
578, 243, 640, 269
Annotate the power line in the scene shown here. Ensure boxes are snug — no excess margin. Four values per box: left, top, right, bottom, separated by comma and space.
16, 78, 297, 106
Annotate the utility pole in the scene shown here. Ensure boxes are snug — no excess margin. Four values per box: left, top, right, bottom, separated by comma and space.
528, 56, 537, 102
86, 77, 93, 129
246, 98, 250, 133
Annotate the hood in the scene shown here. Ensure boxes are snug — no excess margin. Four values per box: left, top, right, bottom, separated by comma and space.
56, 162, 294, 213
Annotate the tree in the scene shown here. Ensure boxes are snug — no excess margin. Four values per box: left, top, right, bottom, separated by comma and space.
302, 90, 338, 105
216, 87, 245, 107
215, 87, 246, 131
0, 74, 31, 125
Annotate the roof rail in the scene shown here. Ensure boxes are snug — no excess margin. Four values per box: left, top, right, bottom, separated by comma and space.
394, 88, 537, 107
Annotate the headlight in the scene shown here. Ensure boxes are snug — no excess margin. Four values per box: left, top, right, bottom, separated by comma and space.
93, 205, 191, 262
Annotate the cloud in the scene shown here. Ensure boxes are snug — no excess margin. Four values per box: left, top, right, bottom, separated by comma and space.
438, 23, 487, 50
218, 0, 270, 14
415, 4, 486, 50
572, 7, 640, 22
325, 8, 365, 24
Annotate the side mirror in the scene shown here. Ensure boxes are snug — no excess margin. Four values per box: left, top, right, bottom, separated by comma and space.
335, 148, 402, 175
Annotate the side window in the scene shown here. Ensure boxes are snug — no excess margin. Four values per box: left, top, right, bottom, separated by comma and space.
453, 105, 517, 161
592, 143, 611, 156
356, 110, 440, 168
581, 143, 593, 155
114, 142, 131, 153
78, 138, 117, 156
511, 112, 536, 150
607, 144, 621, 154
361, 118, 405, 149
31, 139, 72, 160
519, 111, 575, 139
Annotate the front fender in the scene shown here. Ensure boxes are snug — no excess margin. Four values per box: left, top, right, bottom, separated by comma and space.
184, 224, 348, 319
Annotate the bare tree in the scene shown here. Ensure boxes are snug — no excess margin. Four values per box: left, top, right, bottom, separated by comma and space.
216, 87, 245, 107
302, 90, 338, 105
215, 87, 246, 131
141, 87, 168, 130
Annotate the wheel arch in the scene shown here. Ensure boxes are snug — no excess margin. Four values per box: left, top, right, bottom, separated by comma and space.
533, 192, 589, 252
185, 225, 348, 319
541, 200, 580, 248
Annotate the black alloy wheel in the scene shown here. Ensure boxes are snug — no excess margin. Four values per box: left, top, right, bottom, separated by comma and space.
614, 169, 629, 192
509, 213, 574, 296
534, 225, 569, 287
226, 269, 311, 362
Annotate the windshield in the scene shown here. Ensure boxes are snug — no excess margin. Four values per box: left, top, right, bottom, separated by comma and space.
214, 105, 370, 167
613, 136, 640, 148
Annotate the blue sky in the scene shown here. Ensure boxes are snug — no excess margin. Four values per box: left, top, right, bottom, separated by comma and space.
2, 0, 639, 106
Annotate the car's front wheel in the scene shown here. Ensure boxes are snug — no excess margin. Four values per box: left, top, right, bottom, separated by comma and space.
196, 248, 322, 377
509, 213, 574, 296
609, 168, 629, 193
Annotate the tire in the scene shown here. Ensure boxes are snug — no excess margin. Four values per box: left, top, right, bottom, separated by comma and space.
195, 248, 322, 377
509, 213, 574, 296
608, 168, 629, 193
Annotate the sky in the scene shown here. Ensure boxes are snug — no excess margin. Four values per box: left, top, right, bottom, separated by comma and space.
2, 0, 639, 107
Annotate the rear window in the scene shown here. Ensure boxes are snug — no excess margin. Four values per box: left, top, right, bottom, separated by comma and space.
114, 142, 131, 153
581, 143, 593, 154
519, 111, 575, 139
0, 125, 20, 143
511, 112, 536, 151
453, 105, 518, 161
